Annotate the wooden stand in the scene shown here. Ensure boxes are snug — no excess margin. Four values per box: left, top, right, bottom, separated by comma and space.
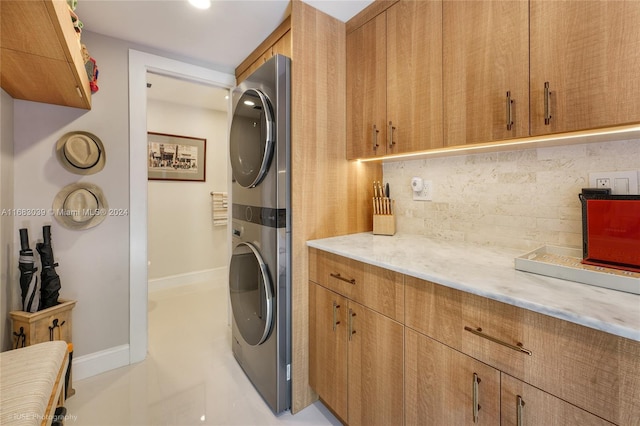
10, 299, 77, 398
373, 214, 396, 236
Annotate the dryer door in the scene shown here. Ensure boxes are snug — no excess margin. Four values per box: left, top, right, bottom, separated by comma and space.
229, 242, 274, 345
229, 89, 275, 188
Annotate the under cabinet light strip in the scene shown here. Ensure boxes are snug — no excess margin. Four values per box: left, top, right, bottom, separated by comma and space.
357, 124, 640, 163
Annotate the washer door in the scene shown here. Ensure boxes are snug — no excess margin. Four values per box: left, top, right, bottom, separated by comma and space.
229, 242, 274, 346
229, 89, 275, 188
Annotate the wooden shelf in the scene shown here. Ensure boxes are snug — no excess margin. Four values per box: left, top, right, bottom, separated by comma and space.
0, 0, 91, 109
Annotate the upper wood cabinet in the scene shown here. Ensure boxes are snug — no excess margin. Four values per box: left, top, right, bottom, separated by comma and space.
530, 0, 640, 136
235, 17, 292, 85
443, 0, 529, 147
346, 13, 387, 160
347, 0, 443, 160
1, 0, 91, 109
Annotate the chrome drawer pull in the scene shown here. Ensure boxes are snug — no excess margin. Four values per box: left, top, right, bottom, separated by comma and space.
517, 395, 525, 426
544, 82, 552, 125
372, 124, 380, 151
388, 121, 396, 149
506, 91, 513, 130
330, 272, 356, 285
464, 326, 532, 356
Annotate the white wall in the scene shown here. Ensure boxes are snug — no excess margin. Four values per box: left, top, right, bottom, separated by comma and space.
11, 32, 131, 357
1, 89, 16, 351
147, 99, 228, 281
384, 138, 640, 251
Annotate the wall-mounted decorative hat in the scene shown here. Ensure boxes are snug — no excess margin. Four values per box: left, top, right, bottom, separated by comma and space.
52, 182, 108, 230
56, 131, 105, 175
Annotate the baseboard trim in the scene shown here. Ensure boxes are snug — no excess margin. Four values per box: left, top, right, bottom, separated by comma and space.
148, 267, 228, 292
73, 344, 130, 381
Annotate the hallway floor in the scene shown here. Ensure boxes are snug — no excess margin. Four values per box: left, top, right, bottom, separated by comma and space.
65, 280, 340, 425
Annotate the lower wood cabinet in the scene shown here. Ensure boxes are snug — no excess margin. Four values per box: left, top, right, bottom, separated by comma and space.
308, 249, 638, 425
406, 328, 615, 426
500, 374, 614, 426
309, 282, 348, 420
405, 328, 500, 425
309, 281, 404, 426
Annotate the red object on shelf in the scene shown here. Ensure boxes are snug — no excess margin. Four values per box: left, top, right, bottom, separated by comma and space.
582, 198, 640, 272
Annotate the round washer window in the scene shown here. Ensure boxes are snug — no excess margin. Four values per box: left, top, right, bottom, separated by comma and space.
229, 242, 274, 345
229, 89, 275, 188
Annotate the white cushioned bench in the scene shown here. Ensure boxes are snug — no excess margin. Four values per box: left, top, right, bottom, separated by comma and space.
0, 341, 68, 426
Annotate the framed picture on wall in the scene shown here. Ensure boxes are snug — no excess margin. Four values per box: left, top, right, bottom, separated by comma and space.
148, 132, 206, 182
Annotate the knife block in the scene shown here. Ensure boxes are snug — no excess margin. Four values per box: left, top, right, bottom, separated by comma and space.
373, 214, 396, 236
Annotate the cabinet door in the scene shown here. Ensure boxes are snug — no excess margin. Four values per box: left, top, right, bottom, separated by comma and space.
530, 1, 640, 135
308, 282, 348, 421
346, 13, 387, 160
387, 0, 443, 153
348, 301, 404, 426
443, 0, 529, 146
500, 374, 614, 426
272, 30, 291, 58
237, 48, 273, 84
405, 328, 500, 425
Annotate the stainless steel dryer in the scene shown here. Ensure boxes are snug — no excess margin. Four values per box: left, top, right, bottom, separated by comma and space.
228, 54, 291, 414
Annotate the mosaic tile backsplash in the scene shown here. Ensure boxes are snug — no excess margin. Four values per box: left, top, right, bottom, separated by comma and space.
383, 138, 639, 251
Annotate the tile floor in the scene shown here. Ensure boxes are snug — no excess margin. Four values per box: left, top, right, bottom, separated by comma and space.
65, 280, 341, 426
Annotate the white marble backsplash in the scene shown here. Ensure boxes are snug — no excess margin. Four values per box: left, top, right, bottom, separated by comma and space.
383, 139, 640, 251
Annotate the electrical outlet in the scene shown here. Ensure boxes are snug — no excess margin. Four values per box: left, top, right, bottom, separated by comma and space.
413, 180, 433, 201
589, 171, 639, 195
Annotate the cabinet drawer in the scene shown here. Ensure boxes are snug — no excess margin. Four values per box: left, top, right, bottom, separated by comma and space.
309, 248, 404, 321
405, 277, 640, 424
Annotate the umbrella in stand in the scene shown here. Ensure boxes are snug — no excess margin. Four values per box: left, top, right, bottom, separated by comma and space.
18, 228, 39, 312
36, 225, 61, 310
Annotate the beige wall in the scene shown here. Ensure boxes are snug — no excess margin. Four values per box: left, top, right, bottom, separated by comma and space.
1, 89, 16, 351
384, 138, 640, 251
146, 99, 228, 280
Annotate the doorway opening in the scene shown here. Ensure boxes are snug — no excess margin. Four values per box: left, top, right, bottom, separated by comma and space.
128, 50, 235, 363
145, 72, 230, 291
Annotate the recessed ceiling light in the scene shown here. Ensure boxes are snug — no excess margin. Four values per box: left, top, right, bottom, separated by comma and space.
188, 0, 211, 10
244, 100, 255, 106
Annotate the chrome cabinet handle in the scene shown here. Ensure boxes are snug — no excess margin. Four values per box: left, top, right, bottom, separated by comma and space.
506, 91, 513, 130
330, 272, 356, 285
473, 373, 481, 423
332, 301, 341, 331
464, 326, 532, 356
544, 82, 552, 125
348, 308, 356, 341
388, 121, 396, 149
372, 124, 379, 151
517, 395, 525, 426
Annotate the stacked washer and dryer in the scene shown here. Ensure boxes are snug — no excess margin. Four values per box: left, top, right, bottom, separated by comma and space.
228, 55, 291, 414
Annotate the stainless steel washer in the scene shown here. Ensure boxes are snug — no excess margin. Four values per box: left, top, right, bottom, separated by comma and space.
228, 55, 291, 414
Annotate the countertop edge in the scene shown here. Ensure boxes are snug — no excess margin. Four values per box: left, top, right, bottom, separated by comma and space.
307, 236, 640, 342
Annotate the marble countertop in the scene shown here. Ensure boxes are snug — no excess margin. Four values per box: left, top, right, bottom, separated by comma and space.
307, 233, 640, 342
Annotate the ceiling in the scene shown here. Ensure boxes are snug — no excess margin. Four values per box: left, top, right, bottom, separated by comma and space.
76, 0, 373, 74
77, 0, 372, 112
